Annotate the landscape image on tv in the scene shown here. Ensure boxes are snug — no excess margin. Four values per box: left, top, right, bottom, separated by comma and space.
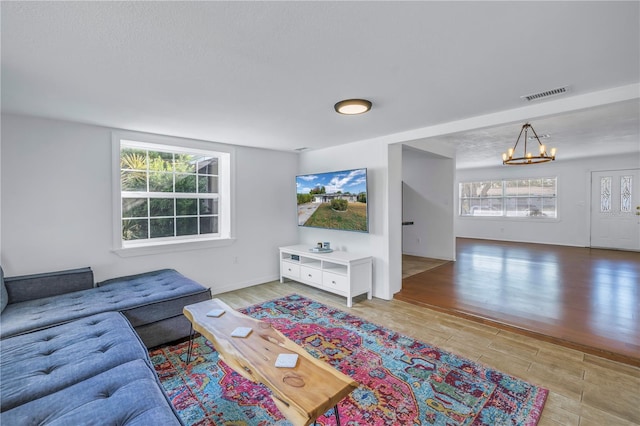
296, 168, 368, 232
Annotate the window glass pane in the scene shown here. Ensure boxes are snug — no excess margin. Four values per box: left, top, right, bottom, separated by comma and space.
175, 174, 197, 193
121, 149, 147, 170
198, 157, 218, 175
198, 176, 218, 193
150, 218, 174, 238
600, 177, 612, 212
504, 180, 520, 196
200, 199, 218, 215
149, 172, 173, 192
150, 198, 174, 217
149, 151, 174, 172
525, 198, 545, 216
177, 198, 198, 216
121, 170, 147, 191
459, 198, 473, 215
473, 198, 502, 216
199, 216, 218, 234
122, 219, 148, 240
174, 154, 197, 173
176, 217, 198, 236
504, 197, 520, 217
122, 198, 147, 218
541, 197, 557, 218
621, 176, 632, 212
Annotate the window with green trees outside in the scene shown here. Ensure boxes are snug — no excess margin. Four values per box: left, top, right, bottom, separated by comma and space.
119, 140, 228, 247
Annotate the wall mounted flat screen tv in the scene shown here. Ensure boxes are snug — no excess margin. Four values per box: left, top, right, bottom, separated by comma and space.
296, 168, 368, 233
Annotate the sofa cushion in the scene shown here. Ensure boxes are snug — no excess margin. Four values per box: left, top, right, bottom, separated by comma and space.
0, 312, 149, 411
0, 269, 209, 339
1, 359, 183, 425
1, 266, 7, 313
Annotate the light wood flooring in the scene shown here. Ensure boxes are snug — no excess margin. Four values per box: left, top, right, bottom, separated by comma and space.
402, 254, 450, 279
217, 280, 640, 426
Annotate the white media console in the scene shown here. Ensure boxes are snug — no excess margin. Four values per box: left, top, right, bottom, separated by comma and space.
279, 245, 372, 307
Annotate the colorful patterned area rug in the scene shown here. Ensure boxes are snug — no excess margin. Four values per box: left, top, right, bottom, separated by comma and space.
150, 294, 548, 425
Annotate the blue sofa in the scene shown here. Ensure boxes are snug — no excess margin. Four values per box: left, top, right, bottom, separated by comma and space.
0, 266, 212, 425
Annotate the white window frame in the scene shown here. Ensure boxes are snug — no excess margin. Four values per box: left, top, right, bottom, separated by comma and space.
459, 177, 558, 219
112, 131, 235, 257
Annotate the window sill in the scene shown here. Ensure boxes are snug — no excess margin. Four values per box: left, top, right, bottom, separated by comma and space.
112, 237, 236, 257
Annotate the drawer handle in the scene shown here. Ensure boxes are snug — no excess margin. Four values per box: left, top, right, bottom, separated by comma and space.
288, 268, 292, 272
308, 274, 312, 277
332, 280, 336, 284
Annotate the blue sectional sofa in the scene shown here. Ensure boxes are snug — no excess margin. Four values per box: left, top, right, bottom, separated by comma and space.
0, 266, 212, 425
1, 267, 211, 348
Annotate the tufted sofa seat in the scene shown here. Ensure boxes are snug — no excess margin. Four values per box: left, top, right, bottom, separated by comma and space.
2, 359, 181, 425
1, 312, 150, 411
1, 268, 211, 348
1, 311, 182, 424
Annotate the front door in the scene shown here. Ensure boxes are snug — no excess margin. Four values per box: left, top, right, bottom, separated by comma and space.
590, 168, 640, 251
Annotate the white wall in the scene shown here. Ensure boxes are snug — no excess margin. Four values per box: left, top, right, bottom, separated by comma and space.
0, 114, 299, 292
297, 139, 397, 299
455, 153, 640, 246
402, 147, 455, 260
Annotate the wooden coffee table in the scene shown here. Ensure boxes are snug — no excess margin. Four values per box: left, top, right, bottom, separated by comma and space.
183, 299, 358, 426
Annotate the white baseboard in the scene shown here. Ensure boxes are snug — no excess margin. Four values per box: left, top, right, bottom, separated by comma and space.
211, 274, 280, 295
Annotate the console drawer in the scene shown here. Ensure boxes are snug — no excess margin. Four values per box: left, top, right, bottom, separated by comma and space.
281, 261, 300, 279
323, 271, 348, 293
300, 266, 322, 285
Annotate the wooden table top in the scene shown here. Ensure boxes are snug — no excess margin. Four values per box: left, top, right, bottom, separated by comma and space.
183, 299, 358, 426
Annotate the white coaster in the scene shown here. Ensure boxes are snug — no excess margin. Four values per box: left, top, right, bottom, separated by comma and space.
231, 327, 253, 338
206, 309, 225, 317
275, 353, 299, 368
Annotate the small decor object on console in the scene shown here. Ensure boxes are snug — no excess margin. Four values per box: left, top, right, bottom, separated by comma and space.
310, 247, 333, 253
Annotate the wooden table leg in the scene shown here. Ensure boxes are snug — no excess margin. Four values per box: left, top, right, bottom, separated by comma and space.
186, 324, 194, 364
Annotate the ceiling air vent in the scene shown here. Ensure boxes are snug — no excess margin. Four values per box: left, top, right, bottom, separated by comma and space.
294, 147, 309, 152
521, 86, 569, 102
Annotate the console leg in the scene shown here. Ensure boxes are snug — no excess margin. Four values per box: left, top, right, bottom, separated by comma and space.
334, 405, 341, 425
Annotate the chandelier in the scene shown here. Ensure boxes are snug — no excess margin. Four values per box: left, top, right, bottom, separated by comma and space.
502, 123, 556, 165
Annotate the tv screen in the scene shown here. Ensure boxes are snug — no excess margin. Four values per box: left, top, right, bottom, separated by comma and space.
296, 168, 368, 233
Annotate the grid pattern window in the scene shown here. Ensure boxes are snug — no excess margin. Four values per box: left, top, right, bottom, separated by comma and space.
119, 141, 226, 247
460, 178, 557, 218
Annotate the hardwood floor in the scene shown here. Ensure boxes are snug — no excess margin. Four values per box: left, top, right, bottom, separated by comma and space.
396, 238, 640, 367
217, 280, 640, 425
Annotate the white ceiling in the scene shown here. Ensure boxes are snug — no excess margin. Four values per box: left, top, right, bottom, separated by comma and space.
2, 1, 639, 169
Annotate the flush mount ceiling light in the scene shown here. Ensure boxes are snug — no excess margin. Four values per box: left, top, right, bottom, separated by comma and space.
502, 123, 556, 165
334, 99, 372, 115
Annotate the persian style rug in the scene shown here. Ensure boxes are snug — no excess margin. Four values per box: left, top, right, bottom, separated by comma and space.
150, 294, 548, 425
